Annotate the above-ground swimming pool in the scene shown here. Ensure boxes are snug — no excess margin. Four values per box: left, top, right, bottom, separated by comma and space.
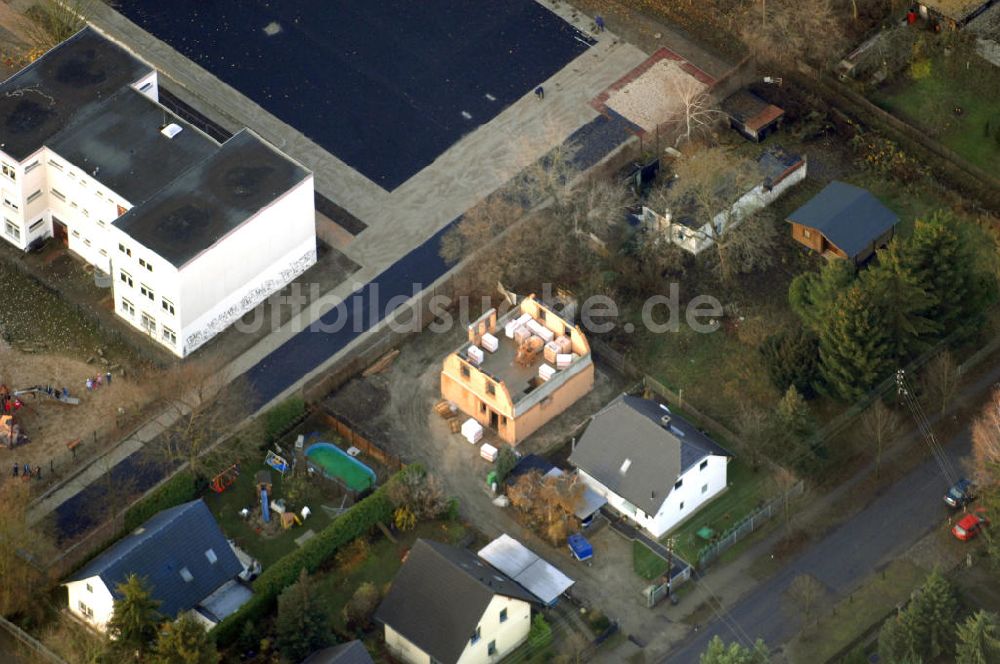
305, 443, 377, 492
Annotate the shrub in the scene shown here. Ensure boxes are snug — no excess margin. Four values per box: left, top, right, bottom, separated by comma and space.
123, 470, 199, 532
212, 465, 422, 645
334, 538, 370, 572
387, 469, 447, 520
393, 506, 417, 532
342, 582, 380, 630
263, 396, 306, 441
528, 615, 553, 650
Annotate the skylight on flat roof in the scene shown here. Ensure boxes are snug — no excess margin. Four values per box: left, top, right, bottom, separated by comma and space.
160, 123, 183, 139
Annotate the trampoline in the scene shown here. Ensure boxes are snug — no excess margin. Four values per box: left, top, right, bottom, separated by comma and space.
117, 0, 594, 190
305, 442, 376, 492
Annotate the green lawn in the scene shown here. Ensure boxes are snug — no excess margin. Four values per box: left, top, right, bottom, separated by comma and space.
314, 520, 468, 635
785, 559, 927, 663
203, 460, 335, 568
632, 540, 669, 581
872, 57, 1000, 173
663, 459, 776, 564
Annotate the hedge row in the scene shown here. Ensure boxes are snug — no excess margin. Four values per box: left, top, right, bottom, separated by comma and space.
263, 396, 307, 441
122, 469, 200, 533
211, 465, 419, 646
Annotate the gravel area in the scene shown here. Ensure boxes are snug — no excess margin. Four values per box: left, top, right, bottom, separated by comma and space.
604, 59, 706, 132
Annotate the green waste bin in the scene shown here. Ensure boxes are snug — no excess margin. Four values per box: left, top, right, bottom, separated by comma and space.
486, 471, 498, 488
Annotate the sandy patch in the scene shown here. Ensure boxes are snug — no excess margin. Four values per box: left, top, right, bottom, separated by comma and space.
604, 59, 707, 132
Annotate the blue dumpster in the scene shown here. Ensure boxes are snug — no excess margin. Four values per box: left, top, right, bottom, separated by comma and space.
568, 534, 593, 562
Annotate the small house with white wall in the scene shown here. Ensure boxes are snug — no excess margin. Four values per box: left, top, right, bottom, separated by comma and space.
0, 27, 316, 356
63, 499, 253, 632
375, 539, 536, 664
641, 146, 806, 255
569, 395, 731, 538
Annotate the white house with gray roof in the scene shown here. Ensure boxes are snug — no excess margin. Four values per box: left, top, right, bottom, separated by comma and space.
0, 27, 316, 357
569, 395, 731, 538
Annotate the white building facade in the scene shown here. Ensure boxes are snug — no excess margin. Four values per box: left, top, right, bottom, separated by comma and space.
0, 28, 316, 357
578, 453, 728, 537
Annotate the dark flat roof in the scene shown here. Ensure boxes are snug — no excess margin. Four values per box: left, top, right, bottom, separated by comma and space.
0, 27, 151, 162
113, 130, 310, 268
49, 87, 218, 205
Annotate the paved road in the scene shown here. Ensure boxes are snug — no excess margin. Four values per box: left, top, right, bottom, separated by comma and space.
662, 426, 971, 662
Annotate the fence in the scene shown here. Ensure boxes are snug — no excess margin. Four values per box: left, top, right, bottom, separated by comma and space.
0, 614, 66, 664
697, 479, 805, 569
589, 337, 742, 445
318, 408, 403, 477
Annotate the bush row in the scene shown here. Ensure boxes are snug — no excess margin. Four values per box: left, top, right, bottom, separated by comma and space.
122, 469, 200, 533
263, 396, 307, 442
211, 465, 420, 646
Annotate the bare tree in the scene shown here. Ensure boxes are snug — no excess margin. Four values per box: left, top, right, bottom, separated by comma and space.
860, 398, 902, 479
666, 71, 722, 147
735, 401, 772, 471
649, 145, 763, 282
440, 196, 526, 265
508, 470, 584, 545
0, 482, 54, 620
565, 177, 629, 238
21, 0, 95, 50
971, 388, 1000, 562
142, 360, 257, 479
786, 574, 826, 626
742, 0, 847, 69
922, 351, 961, 416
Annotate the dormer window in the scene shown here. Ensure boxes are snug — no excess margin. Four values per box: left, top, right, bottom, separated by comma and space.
470, 625, 481, 645
179, 567, 193, 583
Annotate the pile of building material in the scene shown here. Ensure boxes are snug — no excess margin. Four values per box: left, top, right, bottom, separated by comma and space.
538, 364, 556, 382
461, 418, 484, 444
434, 399, 458, 419
481, 333, 499, 353
467, 345, 484, 366
480, 442, 498, 463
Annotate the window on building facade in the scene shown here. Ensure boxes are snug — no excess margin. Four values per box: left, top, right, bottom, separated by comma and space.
700, 459, 708, 471
488, 641, 497, 656
162, 299, 175, 315
48, 159, 63, 171
71, 230, 80, 238
702, 483, 708, 494
486, 382, 495, 396
461, 364, 471, 379
140, 284, 154, 301
499, 608, 508, 623
24, 161, 39, 174
97, 220, 105, 228
679, 501, 685, 510
99, 249, 107, 257
470, 626, 481, 646
162, 326, 177, 345
77, 601, 93, 619
85, 583, 92, 593
26, 190, 42, 204
4, 219, 20, 241
83, 238, 91, 247
120, 270, 133, 287
118, 242, 131, 256
3, 197, 18, 212
140, 312, 156, 333
121, 299, 135, 317
674, 479, 683, 490
803, 229, 811, 239
139, 258, 153, 272
28, 219, 44, 232
1, 162, 16, 182
51, 188, 66, 201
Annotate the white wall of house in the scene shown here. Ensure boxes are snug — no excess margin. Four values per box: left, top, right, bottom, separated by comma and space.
65, 577, 115, 632
384, 595, 531, 664
174, 175, 316, 356
0, 133, 315, 358
578, 454, 728, 538
646, 159, 808, 255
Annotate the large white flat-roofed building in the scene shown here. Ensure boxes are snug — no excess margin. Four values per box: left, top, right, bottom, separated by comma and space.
0, 27, 316, 357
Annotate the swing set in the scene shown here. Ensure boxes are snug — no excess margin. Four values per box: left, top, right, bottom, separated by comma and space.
210, 463, 240, 493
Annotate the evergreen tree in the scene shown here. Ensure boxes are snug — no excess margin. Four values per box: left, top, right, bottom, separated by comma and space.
819, 283, 896, 400
878, 613, 911, 663
276, 569, 332, 662
758, 327, 820, 398
956, 610, 1000, 664
773, 386, 821, 475
905, 213, 993, 333
152, 614, 219, 664
700, 635, 771, 663
862, 243, 940, 361
788, 259, 856, 333
105, 574, 162, 661
902, 568, 959, 660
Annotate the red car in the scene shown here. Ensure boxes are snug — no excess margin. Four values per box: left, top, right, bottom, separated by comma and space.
952, 509, 989, 541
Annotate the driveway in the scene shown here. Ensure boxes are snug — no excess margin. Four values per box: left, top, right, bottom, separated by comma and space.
658, 416, 972, 662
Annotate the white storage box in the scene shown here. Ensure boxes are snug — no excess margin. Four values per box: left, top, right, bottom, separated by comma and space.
480, 443, 499, 463
556, 353, 573, 368
467, 345, 484, 366
543, 341, 561, 364
481, 333, 499, 353
526, 319, 554, 343
513, 326, 531, 345
505, 313, 533, 338
461, 418, 484, 444
554, 335, 572, 354
538, 364, 556, 381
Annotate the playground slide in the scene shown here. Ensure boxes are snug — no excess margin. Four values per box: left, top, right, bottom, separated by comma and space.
261, 488, 270, 523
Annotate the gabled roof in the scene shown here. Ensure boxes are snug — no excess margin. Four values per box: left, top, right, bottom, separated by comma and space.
0, 27, 152, 161
300, 641, 374, 664
786, 181, 899, 259
65, 499, 243, 618
375, 539, 535, 664
569, 396, 730, 514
